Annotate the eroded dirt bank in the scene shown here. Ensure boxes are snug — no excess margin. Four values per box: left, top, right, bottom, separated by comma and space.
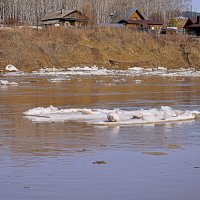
0, 27, 200, 72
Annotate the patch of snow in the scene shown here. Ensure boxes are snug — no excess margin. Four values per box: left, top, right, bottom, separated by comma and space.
23, 106, 200, 126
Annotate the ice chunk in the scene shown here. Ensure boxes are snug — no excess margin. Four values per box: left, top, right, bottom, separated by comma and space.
134, 80, 142, 84
107, 112, 120, 122
48, 77, 70, 83
158, 67, 167, 71
5, 64, 19, 72
39, 68, 64, 73
67, 66, 99, 71
0, 80, 18, 85
128, 67, 144, 71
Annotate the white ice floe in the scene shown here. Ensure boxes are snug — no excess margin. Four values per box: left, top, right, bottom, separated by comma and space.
23, 105, 200, 126
5, 64, 19, 72
38, 67, 64, 73
128, 67, 144, 71
29, 66, 200, 78
48, 77, 71, 83
67, 66, 99, 71
157, 67, 167, 71
0, 80, 18, 86
32, 66, 111, 77
134, 80, 143, 84
3, 66, 200, 78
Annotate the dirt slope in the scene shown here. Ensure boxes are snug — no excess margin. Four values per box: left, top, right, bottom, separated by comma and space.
0, 27, 200, 72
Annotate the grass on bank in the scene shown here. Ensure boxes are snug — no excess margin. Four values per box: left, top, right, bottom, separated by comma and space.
0, 27, 199, 71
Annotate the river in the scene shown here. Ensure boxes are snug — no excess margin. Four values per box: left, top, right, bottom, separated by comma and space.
0, 72, 200, 200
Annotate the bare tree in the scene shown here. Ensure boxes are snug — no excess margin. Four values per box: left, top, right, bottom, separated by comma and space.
0, 0, 192, 26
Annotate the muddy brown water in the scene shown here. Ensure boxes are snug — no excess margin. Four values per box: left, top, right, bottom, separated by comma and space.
0, 74, 200, 200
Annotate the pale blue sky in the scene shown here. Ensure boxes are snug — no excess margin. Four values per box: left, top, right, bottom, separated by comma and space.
193, 0, 200, 12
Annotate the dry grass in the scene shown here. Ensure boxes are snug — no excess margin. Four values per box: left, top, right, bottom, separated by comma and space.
0, 27, 200, 71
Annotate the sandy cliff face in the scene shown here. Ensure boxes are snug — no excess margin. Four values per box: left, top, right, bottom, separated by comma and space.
0, 27, 200, 71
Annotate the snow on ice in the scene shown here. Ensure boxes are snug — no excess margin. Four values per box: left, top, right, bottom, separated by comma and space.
23, 105, 200, 126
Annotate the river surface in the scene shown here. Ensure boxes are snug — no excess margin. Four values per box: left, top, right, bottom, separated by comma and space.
0, 73, 200, 200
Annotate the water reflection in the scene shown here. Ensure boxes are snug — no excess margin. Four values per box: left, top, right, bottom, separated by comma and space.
0, 75, 200, 159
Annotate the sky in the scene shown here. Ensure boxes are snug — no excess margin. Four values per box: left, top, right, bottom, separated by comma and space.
193, 0, 200, 12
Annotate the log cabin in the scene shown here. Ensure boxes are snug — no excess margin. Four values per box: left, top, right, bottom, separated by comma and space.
184, 16, 200, 36
41, 9, 89, 28
118, 8, 163, 31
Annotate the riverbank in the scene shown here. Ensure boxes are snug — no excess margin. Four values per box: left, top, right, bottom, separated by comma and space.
0, 27, 200, 72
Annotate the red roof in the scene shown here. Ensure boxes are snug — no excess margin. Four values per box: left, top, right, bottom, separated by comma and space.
184, 16, 200, 28
185, 24, 200, 28
118, 19, 163, 28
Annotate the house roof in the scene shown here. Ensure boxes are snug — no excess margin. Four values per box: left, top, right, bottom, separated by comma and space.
184, 16, 200, 28
41, 9, 76, 21
41, 9, 88, 21
41, 20, 60, 25
125, 7, 145, 20
185, 24, 200, 28
118, 19, 163, 27
146, 20, 163, 25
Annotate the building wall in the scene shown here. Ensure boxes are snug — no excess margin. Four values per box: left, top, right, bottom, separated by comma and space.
148, 25, 162, 30
129, 12, 143, 20
185, 28, 200, 36
125, 23, 140, 29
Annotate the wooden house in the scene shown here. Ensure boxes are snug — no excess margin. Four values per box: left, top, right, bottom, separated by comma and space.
118, 8, 163, 31
41, 9, 89, 28
184, 16, 200, 36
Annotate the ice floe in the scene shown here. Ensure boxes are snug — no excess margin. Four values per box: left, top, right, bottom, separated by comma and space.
133, 79, 143, 84
48, 77, 71, 83
32, 66, 110, 76
29, 66, 200, 78
3, 66, 200, 78
23, 105, 200, 126
67, 66, 99, 71
0, 80, 18, 86
37, 67, 64, 73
